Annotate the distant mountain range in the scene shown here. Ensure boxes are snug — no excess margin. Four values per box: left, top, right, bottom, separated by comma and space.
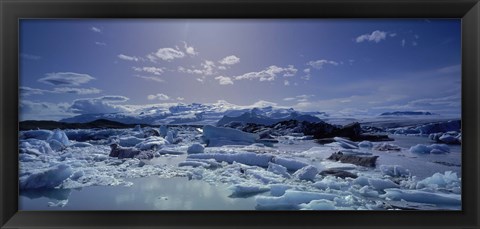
380, 111, 434, 116
60, 102, 328, 126
20, 119, 138, 131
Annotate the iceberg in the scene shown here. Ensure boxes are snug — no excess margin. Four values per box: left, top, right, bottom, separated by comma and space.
272, 157, 309, 171
47, 129, 70, 146
21, 130, 53, 140
187, 143, 205, 154
229, 184, 270, 197
256, 190, 337, 210
293, 165, 319, 181
267, 162, 291, 178
188, 152, 274, 167
20, 164, 73, 190
368, 178, 399, 191
409, 144, 450, 154
379, 165, 410, 177
333, 137, 359, 149
382, 188, 461, 206
201, 125, 259, 147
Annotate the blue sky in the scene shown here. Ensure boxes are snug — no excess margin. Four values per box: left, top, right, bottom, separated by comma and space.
19, 19, 461, 120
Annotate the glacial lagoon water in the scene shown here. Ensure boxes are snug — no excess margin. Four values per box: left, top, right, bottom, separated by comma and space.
19, 135, 461, 210
20, 176, 257, 210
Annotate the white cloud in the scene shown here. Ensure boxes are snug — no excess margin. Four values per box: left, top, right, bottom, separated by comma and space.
251, 100, 278, 108
68, 96, 129, 114
20, 87, 101, 96
20, 53, 41, 60
20, 100, 72, 121
52, 87, 102, 95
38, 72, 95, 86
389, 33, 397, 37
134, 75, 165, 83
283, 94, 314, 103
95, 41, 106, 46
307, 60, 339, 69
401, 39, 406, 47
183, 42, 198, 56
91, 26, 101, 33
303, 68, 311, 73
118, 54, 140, 62
437, 64, 461, 74
178, 60, 217, 76
214, 76, 234, 85
154, 48, 185, 61
412, 41, 418, 46
177, 97, 185, 101
284, 80, 290, 86
219, 55, 240, 65
233, 65, 297, 82
132, 66, 164, 76
147, 93, 170, 101
356, 30, 388, 43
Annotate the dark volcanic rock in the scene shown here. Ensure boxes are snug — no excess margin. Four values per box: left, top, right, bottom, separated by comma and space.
134, 151, 155, 160
109, 144, 141, 159
319, 169, 358, 179
327, 152, 379, 167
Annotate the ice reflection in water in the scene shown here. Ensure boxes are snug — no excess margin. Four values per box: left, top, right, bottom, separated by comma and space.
19, 176, 256, 210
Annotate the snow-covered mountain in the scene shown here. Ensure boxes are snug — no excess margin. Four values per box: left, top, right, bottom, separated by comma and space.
60, 101, 328, 125
380, 111, 434, 116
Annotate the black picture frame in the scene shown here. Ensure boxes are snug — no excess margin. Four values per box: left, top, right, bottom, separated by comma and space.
1, 0, 479, 228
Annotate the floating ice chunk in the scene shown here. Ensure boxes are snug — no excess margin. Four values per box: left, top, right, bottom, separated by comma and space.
245, 169, 284, 184
178, 161, 210, 168
382, 188, 461, 206
70, 142, 93, 148
116, 136, 144, 147
70, 170, 84, 180
159, 125, 168, 137
188, 152, 274, 167
272, 157, 309, 171
229, 184, 270, 197
202, 125, 259, 147
300, 199, 336, 210
293, 165, 319, 181
416, 171, 460, 190
133, 124, 142, 132
269, 184, 293, 196
19, 153, 37, 162
20, 164, 73, 190
267, 162, 291, 178
409, 144, 450, 154
439, 134, 459, 144
47, 129, 70, 146
48, 199, 69, 207
356, 186, 379, 198
187, 143, 205, 154
380, 165, 410, 177
374, 143, 401, 151
256, 190, 337, 210
166, 130, 174, 144
48, 139, 66, 151
352, 176, 370, 186
358, 141, 373, 148
333, 137, 358, 149
313, 176, 349, 190
186, 159, 222, 168
368, 178, 399, 191
321, 161, 356, 170
135, 136, 167, 150
19, 139, 53, 155
21, 130, 53, 140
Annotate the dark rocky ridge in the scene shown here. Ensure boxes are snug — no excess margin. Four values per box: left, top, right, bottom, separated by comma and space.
226, 120, 393, 143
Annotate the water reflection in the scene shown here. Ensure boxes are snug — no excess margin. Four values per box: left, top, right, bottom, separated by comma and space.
20, 176, 256, 210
